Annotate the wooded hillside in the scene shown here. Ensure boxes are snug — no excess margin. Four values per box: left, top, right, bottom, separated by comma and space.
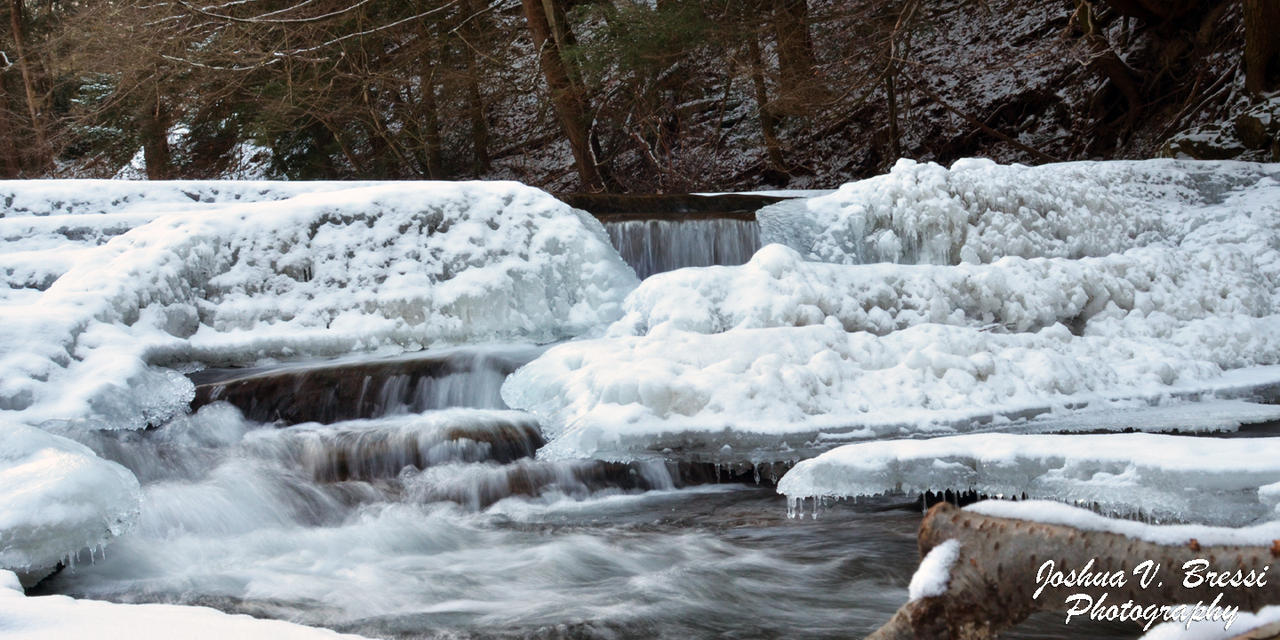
1, 0, 1277, 191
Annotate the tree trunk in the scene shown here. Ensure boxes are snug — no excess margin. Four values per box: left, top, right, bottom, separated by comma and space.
520, 0, 604, 191
420, 68, 444, 179
770, 0, 817, 107
869, 503, 1280, 639
1244, 0, 1280, 95
0, 80, 20, 177
8, 0, 48, 169
1075, 0, 1142, 134
747, 29, 786, 174
461, 0, 490, 174
139, 91, 172, 180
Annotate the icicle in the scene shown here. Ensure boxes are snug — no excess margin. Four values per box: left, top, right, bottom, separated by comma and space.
753, 463, 760, 485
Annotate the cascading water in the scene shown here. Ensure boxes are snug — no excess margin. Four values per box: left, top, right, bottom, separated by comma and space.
603, 217, 762, 280
31, 193, 1140, 640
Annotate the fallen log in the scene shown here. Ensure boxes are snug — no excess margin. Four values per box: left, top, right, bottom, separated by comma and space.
870, 502, 1280, 639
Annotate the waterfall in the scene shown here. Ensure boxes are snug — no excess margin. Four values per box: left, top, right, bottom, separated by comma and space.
603, 218, 762, 280
191, 344, 545, 425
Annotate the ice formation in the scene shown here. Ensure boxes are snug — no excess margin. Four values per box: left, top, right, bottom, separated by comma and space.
0, 570, 371, 639
1, 180, 636, 431
0, 179, 636, 590
504, 159, 1280, 462
0, 421, 140, 578
776, 433, 1280, 525
755, 158, 1276, 266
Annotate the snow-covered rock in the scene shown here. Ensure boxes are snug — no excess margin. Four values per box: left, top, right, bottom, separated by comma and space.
1, 180, 637, 431
0, 421, 140, 580
0, 570, 371, 640
504, 159, 1280, 463
756, 158, 1278, 266
777, 433, 1280, 525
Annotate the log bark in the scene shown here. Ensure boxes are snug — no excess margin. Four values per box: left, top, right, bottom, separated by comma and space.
869, 503, 1280, 639
520, 0, 604, 191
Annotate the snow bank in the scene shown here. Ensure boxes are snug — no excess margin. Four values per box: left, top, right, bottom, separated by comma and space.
962, 500, 1280, 548
756, 158, 1277, 266
776, 433, 1280, 525
610, 243, 1273, 338
504, 159, 1280, 463
0, 570, 370, 640
0, 421, 139, 577
1, 180, 637, 431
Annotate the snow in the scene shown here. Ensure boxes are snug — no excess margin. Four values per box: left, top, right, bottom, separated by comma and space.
1140, 606, 1280, 640
0, 420, 140, 577
776, 433, 1280, 525
503, 159, 1280, 463
907, 539, 961, 601
0, 570, 371, 640
756, 158, 1277, 266
1, 180, 637, 431
962, 500, 1280, 548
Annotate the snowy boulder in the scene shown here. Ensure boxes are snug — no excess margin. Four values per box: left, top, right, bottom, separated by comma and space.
777, 433, 1280, 526
609, 242, 1274, 337
756, 158, 1277, 265
505, 319, 1280, 463
0, 422, 140, 584
0, 181, 637, 431
506, 159, 1280, 463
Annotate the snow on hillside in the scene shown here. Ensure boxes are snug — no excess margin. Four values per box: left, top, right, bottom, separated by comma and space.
503, 159, 1280, 463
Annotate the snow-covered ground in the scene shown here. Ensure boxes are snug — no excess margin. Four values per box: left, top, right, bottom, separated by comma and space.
0, 570, 371, 640
505, 158, 1280, 463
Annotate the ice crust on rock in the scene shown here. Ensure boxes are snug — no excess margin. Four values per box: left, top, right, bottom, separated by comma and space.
504, 159, 1280, 463
0, 421, 140, 576
1, 180, 637, 431
777, 433, 1280, 525
0, 570, 371, 640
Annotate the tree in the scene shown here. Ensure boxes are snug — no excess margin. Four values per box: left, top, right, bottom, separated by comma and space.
520, 0, 605, 191
1244, 0, 1280, 95
7, 0, 48, 169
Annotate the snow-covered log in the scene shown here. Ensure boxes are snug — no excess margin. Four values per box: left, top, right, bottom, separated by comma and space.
870, 502, 1280, 639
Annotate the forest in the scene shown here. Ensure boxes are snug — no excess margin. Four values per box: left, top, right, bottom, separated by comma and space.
1, 0, 1278, 192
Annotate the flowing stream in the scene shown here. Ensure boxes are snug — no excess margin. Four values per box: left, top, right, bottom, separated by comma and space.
37, 213, 1142, 639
